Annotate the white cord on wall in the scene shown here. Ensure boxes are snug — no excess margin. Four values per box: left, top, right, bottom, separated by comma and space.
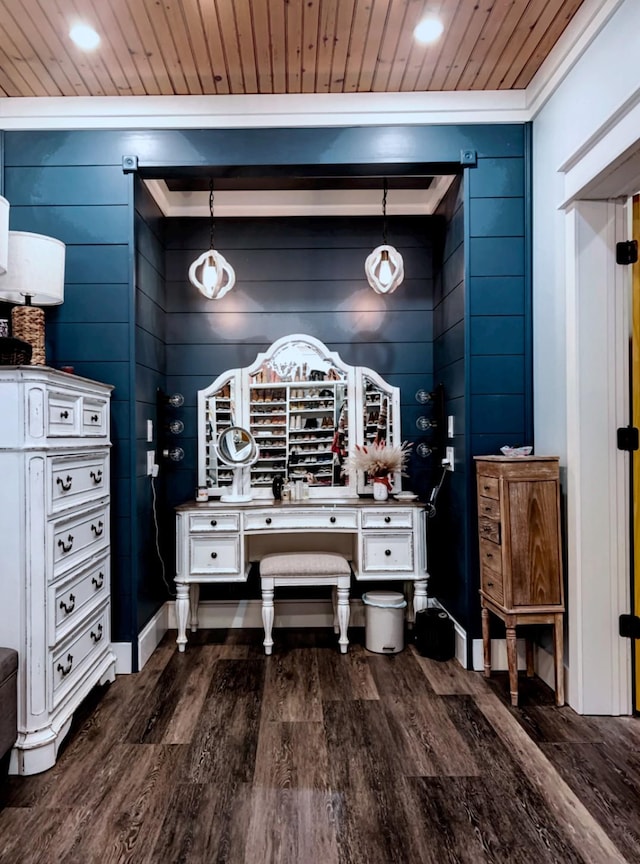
151, 473, 175, 597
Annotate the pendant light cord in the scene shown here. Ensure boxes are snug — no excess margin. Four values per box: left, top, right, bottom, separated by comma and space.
209, 177, 215, 250
382, 178, 388, 246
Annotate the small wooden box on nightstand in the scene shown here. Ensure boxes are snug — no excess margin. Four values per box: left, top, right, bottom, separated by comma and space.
475, 456, 565, 707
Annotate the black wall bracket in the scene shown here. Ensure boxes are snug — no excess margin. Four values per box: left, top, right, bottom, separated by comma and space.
620, 614, 640, 639
616, 240, 638, 265
617, 426, 639, 451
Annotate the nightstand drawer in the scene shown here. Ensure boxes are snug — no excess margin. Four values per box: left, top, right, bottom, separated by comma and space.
479, 517, 501, 544
477, 476, 499, 499
478, 496, 500, 520
361, 533, 414, 573
479, 538, 502, 574
481, 565, 504, 605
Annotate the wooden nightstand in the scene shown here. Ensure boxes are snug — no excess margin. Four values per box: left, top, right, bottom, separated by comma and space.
475, 456, 565, 707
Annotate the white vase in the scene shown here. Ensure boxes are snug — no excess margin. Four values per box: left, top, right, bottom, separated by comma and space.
372, 479, 389, 501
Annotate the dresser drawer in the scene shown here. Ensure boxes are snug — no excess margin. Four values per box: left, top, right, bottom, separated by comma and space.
361, 533, 414, 574
189, 512, 240, 533
479, 538, 502, 574
244, 508, 358, 532
361, 509, 413, 529
82, 397, 109, 437
47, 392, 81, 436
48, 453, 109, 514
50, 555, 109, 645
477, 475, 499, 499
478, 516, 501, 544
51, 503, 109, 577
190, 535, 242, 577
478, 496, 500, 520
51, 605, 110, 710
481, 565, 504, 605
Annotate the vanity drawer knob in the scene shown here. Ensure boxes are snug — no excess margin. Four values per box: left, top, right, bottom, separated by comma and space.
60, 410, 69, 420
91, 413, 99, 423
266, 517, 272, 525
211, 552, 218, 559
330, 516, 336, 524
210, 519, 217, 527
385, 549, 391, 556
384, 516, 391, 523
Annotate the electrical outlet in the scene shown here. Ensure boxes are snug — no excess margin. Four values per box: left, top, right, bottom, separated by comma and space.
447, 415, 454, 438
147, 419, 153, 442
445, 446, 455, 471
146, 450, 156, 475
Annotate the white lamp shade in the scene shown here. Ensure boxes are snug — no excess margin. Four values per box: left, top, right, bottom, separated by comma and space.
0, 230, 65, 305
0, 197, 9, 275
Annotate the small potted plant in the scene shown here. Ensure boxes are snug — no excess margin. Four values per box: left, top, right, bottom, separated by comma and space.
348, 441, 412, 500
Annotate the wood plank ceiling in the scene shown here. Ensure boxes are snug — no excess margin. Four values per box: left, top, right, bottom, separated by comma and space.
0, 0, 586, 98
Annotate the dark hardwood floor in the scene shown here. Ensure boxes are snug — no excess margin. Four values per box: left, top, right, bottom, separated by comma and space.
1, 627, 639, 863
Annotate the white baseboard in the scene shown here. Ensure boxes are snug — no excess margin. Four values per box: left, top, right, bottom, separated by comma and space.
111, 642, 133, 675
472, 637, 529, 672
138, 603, 170, 671
166, 598, 367, 630
427, 599, 469, 669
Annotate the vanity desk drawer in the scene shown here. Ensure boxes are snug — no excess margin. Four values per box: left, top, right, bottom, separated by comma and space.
244, 508, 358, 532
361, 532, 414, 573
189, 512, 240, 533
190, 535, 242, 577
361, 508, 413, 530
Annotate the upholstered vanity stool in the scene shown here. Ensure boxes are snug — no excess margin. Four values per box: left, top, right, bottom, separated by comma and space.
259, 552, 351, 654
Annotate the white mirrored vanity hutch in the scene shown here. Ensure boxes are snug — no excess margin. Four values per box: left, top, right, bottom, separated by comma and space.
175, 335, 427, 649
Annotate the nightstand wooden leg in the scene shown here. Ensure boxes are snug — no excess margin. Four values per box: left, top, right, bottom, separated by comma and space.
554, 614, 565, 706
506, 625, 518, 706
481, 607, 491, 677
526, 638, 535, 677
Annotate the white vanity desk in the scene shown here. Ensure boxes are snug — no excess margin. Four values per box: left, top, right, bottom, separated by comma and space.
175, 497, 427, 650
175, 334, 428, 650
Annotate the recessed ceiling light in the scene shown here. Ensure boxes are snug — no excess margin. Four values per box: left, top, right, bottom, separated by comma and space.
69, 24, 100, 51
414, 17, 444, 44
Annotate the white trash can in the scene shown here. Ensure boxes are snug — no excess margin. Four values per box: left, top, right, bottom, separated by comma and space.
362, 591, 407, 653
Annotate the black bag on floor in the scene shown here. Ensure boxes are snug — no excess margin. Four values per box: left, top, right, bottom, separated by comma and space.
415, 608, 455, 661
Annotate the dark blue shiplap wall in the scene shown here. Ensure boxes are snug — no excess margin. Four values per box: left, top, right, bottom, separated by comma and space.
164, 216, 437, 511
134, 178, 168, 634
3, 124, 530, 649
431, 177, 466, 624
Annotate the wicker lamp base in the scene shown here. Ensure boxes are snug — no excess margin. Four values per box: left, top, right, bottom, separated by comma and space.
12, 304, 45, 365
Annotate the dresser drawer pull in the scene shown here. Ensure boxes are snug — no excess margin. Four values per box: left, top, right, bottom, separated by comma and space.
210, 519, 217, 527
482, 484, 492, 492
57, 654, 73, 677
58, 534, 74, 553
384, 516, 391, 523
211, 552, 218, 559
265, 517, 272, 525
385, 549, 391, 556
486, 552, 494, 559
90, 469, 103, 484
59, 594, 76, 615
91, 521, 104, 536
92, 572, 104, 589
60, 410, 69, 420
90, 414, 99, 423
482, 505, 493, 513
330, 516, 336, 524
90, 624, 103, 643
487, 580, 494, 588
56, 475, 73, 491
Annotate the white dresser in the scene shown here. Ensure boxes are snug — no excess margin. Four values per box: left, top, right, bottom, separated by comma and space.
0, 367, 116, 775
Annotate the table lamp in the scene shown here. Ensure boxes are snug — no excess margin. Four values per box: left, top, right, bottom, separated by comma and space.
0, 196, 8, 274
0, 230, 65, 365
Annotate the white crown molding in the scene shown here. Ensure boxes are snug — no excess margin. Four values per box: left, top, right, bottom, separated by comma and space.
526, 0, 626, 118
0, 90, 527, 131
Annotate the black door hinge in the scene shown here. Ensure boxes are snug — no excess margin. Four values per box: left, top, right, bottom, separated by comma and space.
616, 240, 638, 265
620, 614, 640, 639
617, 426, 639, 451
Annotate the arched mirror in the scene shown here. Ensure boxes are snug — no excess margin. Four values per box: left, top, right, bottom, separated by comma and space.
215, 426, 259, 503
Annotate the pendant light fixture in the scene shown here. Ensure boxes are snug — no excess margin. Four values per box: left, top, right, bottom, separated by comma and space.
188, 178, 236, 300
365, 179, 404, 295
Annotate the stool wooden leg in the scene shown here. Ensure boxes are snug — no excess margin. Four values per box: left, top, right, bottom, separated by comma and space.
554, 613, 565, 706
481, 607, 491, 677
336, 586, 350, 654
175, 583, 190, 653
506, 624, 518, 706
262, 586, 274, 656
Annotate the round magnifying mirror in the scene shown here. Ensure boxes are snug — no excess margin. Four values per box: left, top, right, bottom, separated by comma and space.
215, 426, 259, 502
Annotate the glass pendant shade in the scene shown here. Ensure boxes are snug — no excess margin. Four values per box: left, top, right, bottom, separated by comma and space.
0, 196, 9, 274
189, 248, 235, 300
365, 244, 404, 294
